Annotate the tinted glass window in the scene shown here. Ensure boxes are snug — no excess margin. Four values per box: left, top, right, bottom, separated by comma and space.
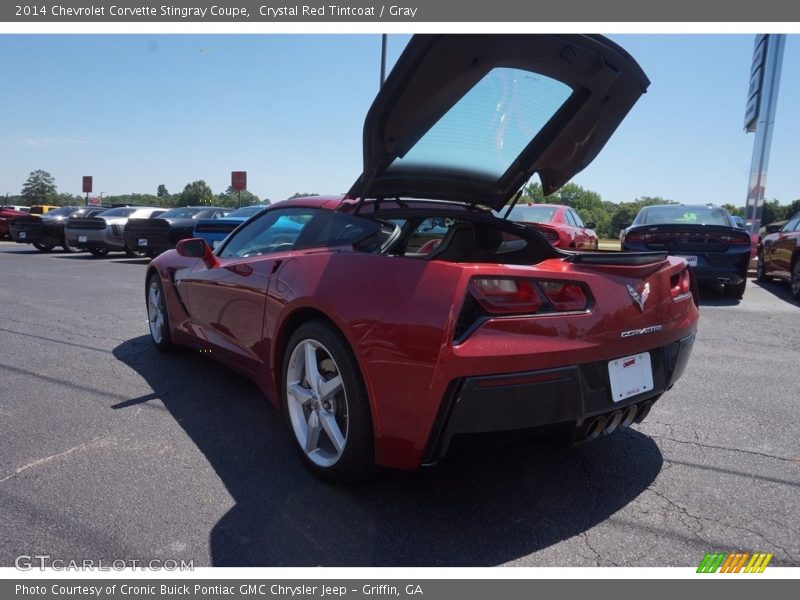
570, 211, 585, 227
638, 206, 731, 226
508, 205, 556, 224
98, 207, 136, 217
227, 205, 266, 219
219, 208, 380, 259
43, 206, 76, 217
782, 216, 800, 232
158, 208, 203, 219
387, 67, 572, 180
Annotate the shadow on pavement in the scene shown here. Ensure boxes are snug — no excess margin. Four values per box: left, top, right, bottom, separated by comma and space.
113, 335, 663, 566
750, 279, 800, 307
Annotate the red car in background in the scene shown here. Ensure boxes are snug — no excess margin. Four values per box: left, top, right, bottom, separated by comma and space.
0, 206, 29, 238
757, 211, 800, 299
144, 34, 699, 481
507, 204, 599, 250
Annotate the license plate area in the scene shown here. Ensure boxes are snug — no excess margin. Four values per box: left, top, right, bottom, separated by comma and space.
678, 255, 698, 267
78, 235, 87, 243
608, 353, 654, 402
138, 238, 148, 247
19, 232, 26, 239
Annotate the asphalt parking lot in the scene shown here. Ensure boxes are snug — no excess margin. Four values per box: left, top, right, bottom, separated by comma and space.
1, 240, 798, 568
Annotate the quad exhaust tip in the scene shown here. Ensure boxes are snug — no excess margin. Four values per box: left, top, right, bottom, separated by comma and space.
578, 399, 654, 442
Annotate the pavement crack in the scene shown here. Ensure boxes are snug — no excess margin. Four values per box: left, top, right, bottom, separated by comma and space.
4, 316, 129, 344
0, 434, 106, 484
649, 434, 796, 464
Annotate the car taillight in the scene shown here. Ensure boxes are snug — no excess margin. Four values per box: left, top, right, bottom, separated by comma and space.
718, 233, 750, 245
470, 278, 542, 314
670, 268, 691, 299
456, 277, 593, 342
468, 277, 591, 316
538, 281, 590, 311
625, 232, 655, 242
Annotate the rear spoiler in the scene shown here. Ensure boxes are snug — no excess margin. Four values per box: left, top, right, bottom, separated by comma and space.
563, 251, 668, 266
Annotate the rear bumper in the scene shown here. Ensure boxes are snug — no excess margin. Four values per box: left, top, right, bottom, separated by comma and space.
422, 333, 695, 463
67, 229, 123, 251
123, 231, 172, 256
622, 244, 750, 284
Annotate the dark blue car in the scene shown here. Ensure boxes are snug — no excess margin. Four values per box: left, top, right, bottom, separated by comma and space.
620, 204, 751, 298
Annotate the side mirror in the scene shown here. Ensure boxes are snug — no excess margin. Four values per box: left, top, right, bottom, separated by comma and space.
619, 222, 632, 232
176, 238, 218, 268
765, 223, 781, 234
584, 222, 596, 229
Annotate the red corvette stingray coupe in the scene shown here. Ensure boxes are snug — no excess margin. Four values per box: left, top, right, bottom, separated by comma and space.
145, 35, 699, 480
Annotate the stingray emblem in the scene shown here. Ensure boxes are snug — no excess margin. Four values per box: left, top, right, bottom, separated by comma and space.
627, 282, 650, 312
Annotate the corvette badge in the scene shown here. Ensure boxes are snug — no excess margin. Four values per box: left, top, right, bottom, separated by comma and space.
627, 282, 650, 312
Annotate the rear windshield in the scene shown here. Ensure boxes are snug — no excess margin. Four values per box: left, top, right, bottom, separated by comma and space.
636, 206, 731, 227
507, 205, 557, 224
387, 67, 572, 180
97, 207, 136, 217
157, 207, 203, 219
227, 205, 266, 219
43, 206, 76, 218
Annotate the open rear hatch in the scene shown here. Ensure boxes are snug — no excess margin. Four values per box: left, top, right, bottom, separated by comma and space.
349, 34, 649, 209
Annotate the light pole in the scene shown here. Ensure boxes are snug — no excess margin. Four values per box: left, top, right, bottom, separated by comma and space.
380, 34, 387, 88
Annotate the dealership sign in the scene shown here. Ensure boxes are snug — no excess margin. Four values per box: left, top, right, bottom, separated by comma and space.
82, 176, 93, 194
231, 171, 247, 191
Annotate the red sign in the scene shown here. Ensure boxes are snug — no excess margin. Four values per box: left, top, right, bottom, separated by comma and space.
82, 176, 93, 193
87, 196, 102, 207
231, 171, 247, 191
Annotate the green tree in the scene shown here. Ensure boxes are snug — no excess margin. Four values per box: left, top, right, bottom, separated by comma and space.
177, 180, 214, 206
760, 198, 787, 226
785, 198, 800, 219
157, 184, 171, 205
20, 170, 57, 204
519, 181, 545, 204
216, 186, 262, 208
287, 192, 319, 200
721, 203, 745, 218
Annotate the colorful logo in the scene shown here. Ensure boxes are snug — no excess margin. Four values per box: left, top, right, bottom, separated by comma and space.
697, 552, 773, 573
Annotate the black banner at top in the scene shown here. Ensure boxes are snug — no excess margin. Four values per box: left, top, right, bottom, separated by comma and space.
2, 0, 800, 22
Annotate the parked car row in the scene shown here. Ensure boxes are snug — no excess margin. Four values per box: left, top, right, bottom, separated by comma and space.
6, 205, 258, 258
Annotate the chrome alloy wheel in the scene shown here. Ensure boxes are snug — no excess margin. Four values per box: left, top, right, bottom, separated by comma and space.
285, 339, 348, 467
147, 279, 166, 344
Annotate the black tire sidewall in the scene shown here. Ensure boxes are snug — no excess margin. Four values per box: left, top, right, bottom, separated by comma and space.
281, 320, 374, 482
147, 273, 174, 351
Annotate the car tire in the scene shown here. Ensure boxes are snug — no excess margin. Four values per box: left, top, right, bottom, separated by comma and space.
33, 242, 55, 252
756, 250, 771, 282
61, 235, 82, 253
125, 245, 147, 258
146, 273, 175, 352
89, 247, 109, 258
282, 320, 374, 482
791, 259, 800, 301
724, 279, 747, 299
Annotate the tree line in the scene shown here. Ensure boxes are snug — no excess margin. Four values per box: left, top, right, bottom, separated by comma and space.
6, 170, 269, 209
7, 170, 800, 239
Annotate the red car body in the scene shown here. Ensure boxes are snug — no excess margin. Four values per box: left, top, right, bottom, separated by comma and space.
0, 206, 29, 238
757, 211, 800, 299
507, 204, 599, 250
144, 35, 699, 480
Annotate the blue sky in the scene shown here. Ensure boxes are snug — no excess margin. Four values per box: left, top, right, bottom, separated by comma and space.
1, 34, 798, 206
